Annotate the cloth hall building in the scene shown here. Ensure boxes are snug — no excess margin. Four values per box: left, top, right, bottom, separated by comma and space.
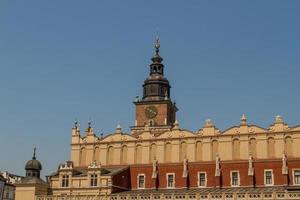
15, 40, 300, 200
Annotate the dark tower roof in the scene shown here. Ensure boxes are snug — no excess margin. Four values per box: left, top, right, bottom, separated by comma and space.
25, 147, 42, 171
17, 148, 47, 185
142, 38, 171, 101
24, 147, 42, 180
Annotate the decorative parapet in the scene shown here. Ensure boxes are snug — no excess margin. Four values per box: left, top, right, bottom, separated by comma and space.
205, 119, 214, 128
115, 124, 122, 134
199, 119, 221, 136
59, 161, 73, 171
88, 160, 101, 169
269, 115, 289, 132
240, 114, 247, 126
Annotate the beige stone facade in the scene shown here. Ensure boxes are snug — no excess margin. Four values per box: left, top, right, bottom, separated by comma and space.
48, 161, 127, 196
36, 114, 300, 199
15, 181, 47, 200
70, 115, 300, 167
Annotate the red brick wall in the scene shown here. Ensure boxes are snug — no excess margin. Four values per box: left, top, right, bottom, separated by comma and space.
111, 167, 131, 193
130, 164, 153, 189
156, 164, 185, 188
136, 104, 168, 126
127, 159, 300, 190
188, 163, 216, 187
135, 102, 177, 127
219, 162, 249, 187
253, 161, 282, 186
288, 160, 300, 185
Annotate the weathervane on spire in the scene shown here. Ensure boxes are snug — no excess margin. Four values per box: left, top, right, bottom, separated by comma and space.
33, 147, 36, 160
74, 118, 78, 128
88, 118, 92, 128
155, 36, 160, 55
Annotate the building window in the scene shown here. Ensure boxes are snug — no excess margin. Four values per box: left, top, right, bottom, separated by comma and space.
5, 191, 9, 199
149, 120, 154, 127
198, 172, 206, 187
167, 173, 175, 188
61, 175, 69, 187
264, 170, 273, 186
90, 174, 98, 187
231, 171, 239, 186
138, 174, 145, 189
293, 170, 300, 185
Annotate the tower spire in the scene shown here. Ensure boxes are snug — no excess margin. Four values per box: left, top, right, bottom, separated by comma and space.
141, 38, 171, 101
151, 37, 163, 68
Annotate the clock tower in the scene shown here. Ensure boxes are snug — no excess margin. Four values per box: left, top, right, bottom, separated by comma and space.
131, 38, 178, 135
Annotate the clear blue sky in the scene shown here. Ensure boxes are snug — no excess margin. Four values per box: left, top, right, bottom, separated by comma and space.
0, 1, 300, 177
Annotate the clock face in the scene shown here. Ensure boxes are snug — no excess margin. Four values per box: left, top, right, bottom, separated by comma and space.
145, 106, 158, 119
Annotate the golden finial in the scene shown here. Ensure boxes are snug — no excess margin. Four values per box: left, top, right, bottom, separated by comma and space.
155, 37, 160, 49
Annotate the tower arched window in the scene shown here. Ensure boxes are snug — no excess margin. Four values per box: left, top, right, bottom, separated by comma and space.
154, 66, 157, 72
149, 120, 154, 127
150, 85, 155, 94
